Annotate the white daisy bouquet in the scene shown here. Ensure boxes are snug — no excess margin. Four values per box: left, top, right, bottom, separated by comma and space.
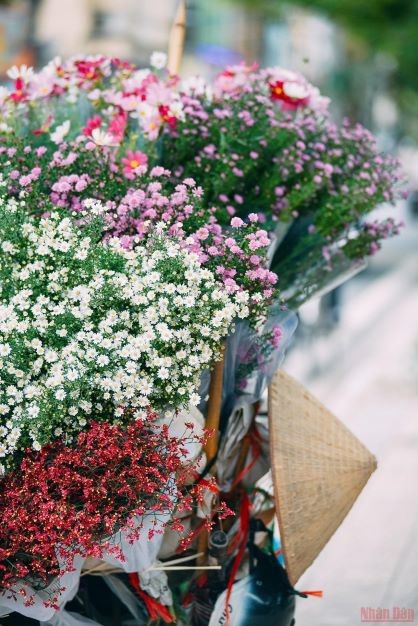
0, 190, 246, 474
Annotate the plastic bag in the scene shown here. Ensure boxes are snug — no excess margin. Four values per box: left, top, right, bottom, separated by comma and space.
223, 308, 298, 414
198, 308, 298, 420
216, 398, 254, 492
98, 510, 173, 575
0, 555, 84, 622
156, 405, 205, 465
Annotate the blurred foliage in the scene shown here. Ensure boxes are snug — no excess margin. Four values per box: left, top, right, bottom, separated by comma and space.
228, 0, 418, 135
296, 0, 418, 92
233, 0, 418, 86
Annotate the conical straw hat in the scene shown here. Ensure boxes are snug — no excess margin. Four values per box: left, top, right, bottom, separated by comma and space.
268, 369, 377, 586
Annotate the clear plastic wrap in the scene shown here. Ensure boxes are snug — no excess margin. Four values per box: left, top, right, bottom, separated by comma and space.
198, 308, 298, 420
0, 555, 85, 622
222, 308, 298, 414
208, 309, 297, 491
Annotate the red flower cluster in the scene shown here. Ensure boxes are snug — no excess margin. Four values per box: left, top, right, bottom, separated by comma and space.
269, 80, 309, 108
159, 104, 178, 130
75, 58, 106, 82
0, 418, 197, 601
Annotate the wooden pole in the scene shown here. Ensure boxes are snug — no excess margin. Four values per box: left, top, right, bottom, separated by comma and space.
167, 0, 187, 76
197, 346, 225, 563
204, 345, 226, 463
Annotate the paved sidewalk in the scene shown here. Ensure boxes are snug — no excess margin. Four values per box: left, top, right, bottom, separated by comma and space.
285, 227, 418, 625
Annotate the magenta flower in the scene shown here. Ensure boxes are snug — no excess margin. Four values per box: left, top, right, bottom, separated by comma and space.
82, 115, 102, 136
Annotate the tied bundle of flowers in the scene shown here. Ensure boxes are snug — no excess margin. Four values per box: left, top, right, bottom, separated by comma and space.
0, 417, 199, 603
0, 190, 247, 472
161, 64, 402, 306
269, 121, 402, 305
0, 187, 245, 602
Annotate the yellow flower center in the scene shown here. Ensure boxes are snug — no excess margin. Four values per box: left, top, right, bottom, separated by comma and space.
130, 159, 140, 169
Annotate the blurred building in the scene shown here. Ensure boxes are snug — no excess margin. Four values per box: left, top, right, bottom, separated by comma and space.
34, 0, 175, 65
0, 0, 37, 78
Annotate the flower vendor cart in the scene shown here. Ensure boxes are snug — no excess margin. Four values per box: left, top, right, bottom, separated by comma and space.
0, 2, 402, 624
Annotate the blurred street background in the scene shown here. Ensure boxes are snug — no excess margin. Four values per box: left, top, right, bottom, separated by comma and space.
1, 0, 417, 624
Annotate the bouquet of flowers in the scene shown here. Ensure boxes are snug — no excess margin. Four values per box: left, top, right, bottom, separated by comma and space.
161, 64, 402, 306
0, 188, 249, 605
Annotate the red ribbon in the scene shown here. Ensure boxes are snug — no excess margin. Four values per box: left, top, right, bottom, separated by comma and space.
229, 424, 263, 491
225, 491, 251, 626
128, 572, 175, 623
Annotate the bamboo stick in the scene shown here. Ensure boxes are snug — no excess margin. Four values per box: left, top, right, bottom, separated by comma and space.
148, 552, 204, 569
204, 345, 226, 462
198, 346, 226, 563
167, 0, 187, 76
150, 565, 221, 572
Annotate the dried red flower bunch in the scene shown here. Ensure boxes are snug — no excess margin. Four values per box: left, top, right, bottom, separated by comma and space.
0, 417, 197, 603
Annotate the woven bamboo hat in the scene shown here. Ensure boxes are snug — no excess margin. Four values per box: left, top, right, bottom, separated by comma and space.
268, 369, 377, 586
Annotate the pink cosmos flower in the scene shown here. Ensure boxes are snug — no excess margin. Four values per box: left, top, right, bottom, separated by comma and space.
108, 111, 127, 142
266, 67, 330, 112
9, 77, 27, 102
269, 78, 310, 109
121, 150, 148, 178
75, 57, 106, 81
118, 94, 141, 111
213, 63, 258, 96
141, 115, 162, 140
146, 81, 174, 106
83, 115, 102, 136
27, 71, 55, 99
